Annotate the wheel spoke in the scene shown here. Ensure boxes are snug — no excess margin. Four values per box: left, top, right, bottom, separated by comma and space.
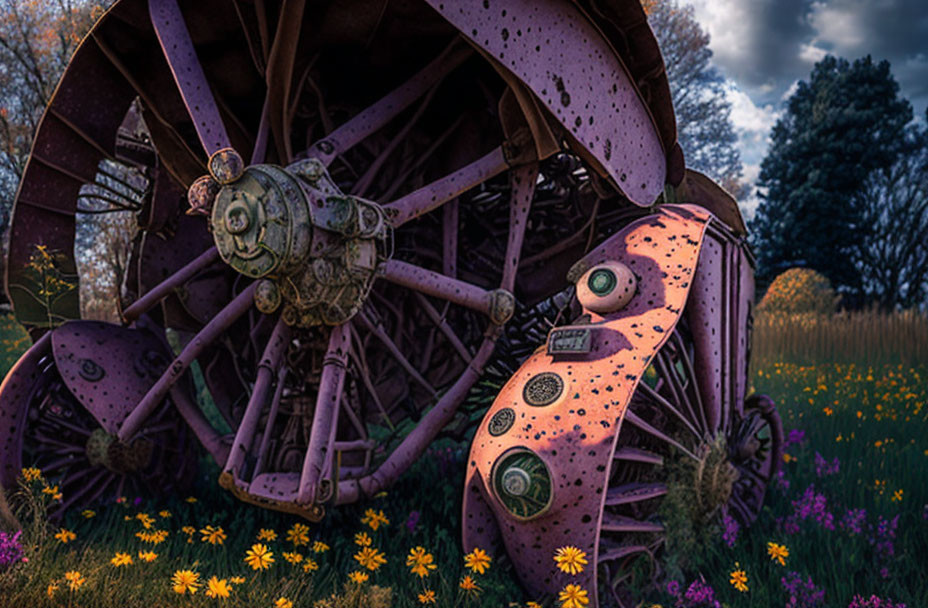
149, 0, 233, 157
264, 0, 309, 162
501, 164, 538, 292
223, 317, 292, 475
337, 333, 499, 504
383, 147, 508, 227
414, 293, 473, 364
118, 282, 258, 441
623, 410, 698, 461
302, 39, 472, 166
378, 259, 508, 321
122, 247, 220, 322
297, 323, 351, 503
356, 311, 437, 397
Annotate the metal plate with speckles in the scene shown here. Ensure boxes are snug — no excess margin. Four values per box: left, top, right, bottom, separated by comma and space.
424, 0, 667, 206
462, 204, 710, 605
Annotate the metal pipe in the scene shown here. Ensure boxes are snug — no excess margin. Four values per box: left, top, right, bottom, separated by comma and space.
223, 317, 291, 476
296, 323, 350, 503
122, 247, 220, 323
118, 283, 258, 441
383, 147, 508, 227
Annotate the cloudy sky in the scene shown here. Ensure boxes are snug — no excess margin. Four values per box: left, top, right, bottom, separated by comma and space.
683, 0, 928, 213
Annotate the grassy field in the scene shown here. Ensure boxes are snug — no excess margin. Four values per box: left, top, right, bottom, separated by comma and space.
0, 312, 925, 607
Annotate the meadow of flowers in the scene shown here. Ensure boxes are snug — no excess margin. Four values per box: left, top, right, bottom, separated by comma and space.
1, 312, 926, 607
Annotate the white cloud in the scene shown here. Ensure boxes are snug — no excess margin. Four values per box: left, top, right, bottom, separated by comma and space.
808, 1, 867, 49
799, 43, 828, 64
725, 84, 781, 165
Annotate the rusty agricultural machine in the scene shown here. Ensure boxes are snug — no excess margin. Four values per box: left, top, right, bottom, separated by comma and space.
0, 0, 782, 605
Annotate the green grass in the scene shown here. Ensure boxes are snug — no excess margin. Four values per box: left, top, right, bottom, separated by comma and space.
1, 314, 925, 607
0, 312, 31, 376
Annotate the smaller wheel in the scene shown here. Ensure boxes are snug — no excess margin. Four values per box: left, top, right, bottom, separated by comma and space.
0, 324, 197, 517
727, 394, 784, 524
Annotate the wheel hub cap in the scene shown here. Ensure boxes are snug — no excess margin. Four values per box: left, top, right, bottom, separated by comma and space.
195, 150, 392, 327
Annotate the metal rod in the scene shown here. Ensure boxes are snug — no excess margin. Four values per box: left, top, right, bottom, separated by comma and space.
118, 283, 257, 441
168, 385, 229, 466
336, 332, 499, 504
302, 39, 472, 166
297, 323, 350, 503
379, 260, 494, 317
122, 247, 220, 323
413, 292, 473, 363
501, 163, 538, 292
223, 317, 292, 476
383, 147, 508, 227
252, 366, 288, 477
149, 0, 232, 156
356, 311, 436, 397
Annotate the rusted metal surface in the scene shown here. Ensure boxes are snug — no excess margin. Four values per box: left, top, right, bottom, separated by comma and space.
0, 2, 780, 605
424, 0, 667, 205
463, 205, 710, 604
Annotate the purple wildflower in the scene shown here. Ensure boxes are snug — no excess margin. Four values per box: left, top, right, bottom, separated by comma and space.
848, 595, 906, 608
0, 530, 24, 569
682, 579, 721, 607
814, 452, 840, 477
785, 429, 806, 447
722, 513, 739, 547
666, 580, 681, 598
840, 508, 867, 535
781, 571, 825, 608
405, 510, 420, 534
776, 469, 791, 491
787, 484, 835, 530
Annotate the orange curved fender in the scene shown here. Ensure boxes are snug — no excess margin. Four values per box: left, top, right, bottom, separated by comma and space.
462, 204, 711, 604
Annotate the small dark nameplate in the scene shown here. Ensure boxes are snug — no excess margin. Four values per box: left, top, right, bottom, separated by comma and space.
547, 328, 592, 354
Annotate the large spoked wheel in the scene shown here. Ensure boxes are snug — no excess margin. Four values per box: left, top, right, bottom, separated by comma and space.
596, 323, 782, 606
3, 0, 657, 515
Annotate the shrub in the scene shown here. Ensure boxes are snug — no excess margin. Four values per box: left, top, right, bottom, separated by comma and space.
759, 268, 839, 315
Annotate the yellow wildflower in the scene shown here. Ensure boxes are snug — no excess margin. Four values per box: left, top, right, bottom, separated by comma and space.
406, 546, 438, 578
767, 542, 789, 566
527, 603, 542, 608
172, 569, 200, 594
205, 576, 231, 598
730, 564, 748, 592
54, 528, 76, 544
559, 583, 590, 608
286, 523, 310, 547
257, 528, 278, 542
283, 552, 303, 564
46, 582, 58, 597
354, 531, 372, 547
136, 529, 169, 544
138, 550, 157, 562
464, 547, 492, 574
64, 571, 85, 591
185, 496, 198, 503
244, 543, 275, 570
42, 485, 62, 501
136, 513, 155, 529
361, 508, 390, 531
230, 576, 245, 585
111, 552, 133, 567
354, 546, 387, 571
159, 510, 171, 518
892, 489, 904, 502
554, 546, 588, 575
81, 509, 95, 519
348, 570, 369, 584
418, 589, 437, 604
459, 575, 480, 592
312, 540, 330, 553
200, 525, 227, 545
303, 559, 319, 572
275, 598, 293, 608
21, 467, 42, 482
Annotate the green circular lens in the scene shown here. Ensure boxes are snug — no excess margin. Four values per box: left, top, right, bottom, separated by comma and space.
493, 450, 552, 519
588, 268, 617, 296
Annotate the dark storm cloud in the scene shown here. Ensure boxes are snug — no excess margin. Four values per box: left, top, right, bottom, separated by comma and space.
691, 0, 928, 113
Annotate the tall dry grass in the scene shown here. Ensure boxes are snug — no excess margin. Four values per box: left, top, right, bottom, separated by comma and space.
752, 309, 928, 368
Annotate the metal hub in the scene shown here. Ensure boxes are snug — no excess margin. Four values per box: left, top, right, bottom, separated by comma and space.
196, 150, 392, 327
